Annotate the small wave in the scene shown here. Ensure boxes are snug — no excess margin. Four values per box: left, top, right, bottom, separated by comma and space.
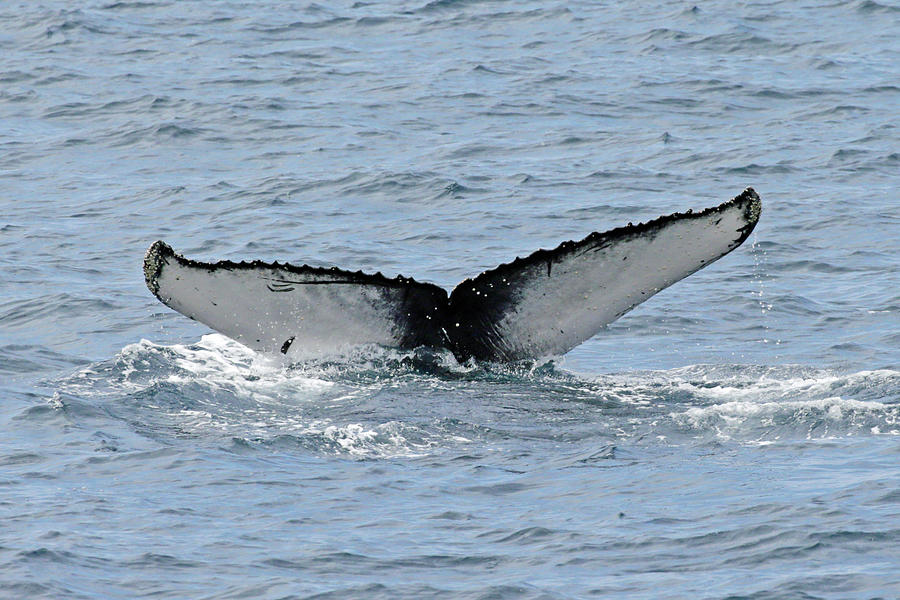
0, 70, 35, 84
247, 17, 351, 34
688, 31, 783, 53
472, 64, 504, 75
856, 0, 900, 13
153, 123, 203, 138
354, 16, 394, 27
830, 148, 869, 163
0, 344, 88, 376
0, 294, 118, 330
418, 0, 479, 12
343, 170, 439, 196
434, 181, 480, 199
125, 553, 200, 569
722, 162, 797, 175
634, 27, 691, 44
876, 152, 900, 166
862, 85, 900, 93
101, 1, 161, 9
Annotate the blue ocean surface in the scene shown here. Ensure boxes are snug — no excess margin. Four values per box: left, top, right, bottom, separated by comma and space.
1, 1, 899, 598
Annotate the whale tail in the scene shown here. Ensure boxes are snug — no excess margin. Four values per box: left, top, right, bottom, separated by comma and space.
144, 188, 761, 362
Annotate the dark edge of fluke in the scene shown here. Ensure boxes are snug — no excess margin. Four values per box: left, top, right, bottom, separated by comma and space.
143, 240, 447, 300
455, 187, 762, 292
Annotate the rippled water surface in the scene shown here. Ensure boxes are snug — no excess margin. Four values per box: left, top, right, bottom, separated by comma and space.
2, 1, 899, 598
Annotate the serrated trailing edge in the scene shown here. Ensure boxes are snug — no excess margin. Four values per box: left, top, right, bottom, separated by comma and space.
143, 240, 441, 294
458, 187, 761, 290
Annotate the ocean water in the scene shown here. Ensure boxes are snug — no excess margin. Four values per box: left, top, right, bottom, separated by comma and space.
1, 0, 899, 598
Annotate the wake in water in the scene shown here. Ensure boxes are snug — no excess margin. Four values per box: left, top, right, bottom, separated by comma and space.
47, 335, 900, 459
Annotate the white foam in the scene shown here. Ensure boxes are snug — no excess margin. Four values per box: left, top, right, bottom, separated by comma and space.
122, 334, 336, 398
58, 335, 450, 458
61, 335, 900, 451
666, 368, 900, 441
676, 369, 899, 403
677, 396, 888, 420
317, 421, 435, 457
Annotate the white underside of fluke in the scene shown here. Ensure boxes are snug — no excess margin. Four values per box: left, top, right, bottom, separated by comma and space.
149, 258, 426, 358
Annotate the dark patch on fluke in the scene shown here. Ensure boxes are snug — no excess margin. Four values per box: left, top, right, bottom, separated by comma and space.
144, 189, 762, 362
143, 240, 175, 297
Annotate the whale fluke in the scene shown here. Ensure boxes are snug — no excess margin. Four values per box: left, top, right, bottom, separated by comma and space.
143, 241, 451, 357
144, 188, 761, 362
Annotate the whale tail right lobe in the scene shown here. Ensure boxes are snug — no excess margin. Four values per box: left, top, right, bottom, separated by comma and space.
445, 188, 762, 361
